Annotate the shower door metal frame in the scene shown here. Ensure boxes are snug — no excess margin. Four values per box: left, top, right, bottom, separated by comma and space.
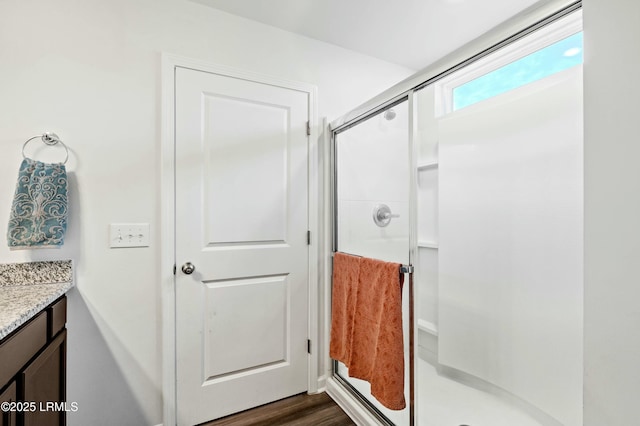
329, 93, 418, 426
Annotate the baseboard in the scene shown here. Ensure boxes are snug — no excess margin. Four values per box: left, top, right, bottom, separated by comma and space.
315, 373, 328, 393
326, 378, 385, 426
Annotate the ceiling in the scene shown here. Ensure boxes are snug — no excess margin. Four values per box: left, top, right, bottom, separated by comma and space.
192, 0, 542, 70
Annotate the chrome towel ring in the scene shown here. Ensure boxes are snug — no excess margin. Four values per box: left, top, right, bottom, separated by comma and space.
22, 132, 69, 165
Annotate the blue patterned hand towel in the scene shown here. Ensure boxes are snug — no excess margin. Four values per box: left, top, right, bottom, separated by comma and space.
7, 158, 68, 249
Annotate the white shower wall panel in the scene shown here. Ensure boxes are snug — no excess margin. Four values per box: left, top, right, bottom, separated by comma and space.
338, 200, 409, 263
417, 247, 438, 330
417, 169, 438, 244
336, 104, 410, 263
337, 107, 409, 203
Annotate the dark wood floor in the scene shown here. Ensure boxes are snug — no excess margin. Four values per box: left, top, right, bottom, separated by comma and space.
201, 392, 356, 426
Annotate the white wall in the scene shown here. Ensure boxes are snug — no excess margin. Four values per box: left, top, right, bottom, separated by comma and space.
583, 1, 640, 424
0, 1, 414, 424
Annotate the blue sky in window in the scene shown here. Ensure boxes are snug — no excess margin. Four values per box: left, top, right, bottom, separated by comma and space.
453, 32, 583, 110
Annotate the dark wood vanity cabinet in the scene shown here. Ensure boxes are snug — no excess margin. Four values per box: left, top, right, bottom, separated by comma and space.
0, 296, 67, 426
0, 381, 17, 426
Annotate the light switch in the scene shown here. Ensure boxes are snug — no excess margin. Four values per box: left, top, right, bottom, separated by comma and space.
109, 223, 150, 248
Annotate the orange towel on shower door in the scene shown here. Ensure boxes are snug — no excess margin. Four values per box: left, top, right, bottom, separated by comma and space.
349, 256, 406, 410
329, 252, 362, 364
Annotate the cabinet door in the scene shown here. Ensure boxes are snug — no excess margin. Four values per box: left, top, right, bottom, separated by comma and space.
0, 381, 17, 426
22, 330, 66, 426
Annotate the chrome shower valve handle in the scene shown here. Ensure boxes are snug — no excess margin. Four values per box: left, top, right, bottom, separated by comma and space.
373, 204, 400, 227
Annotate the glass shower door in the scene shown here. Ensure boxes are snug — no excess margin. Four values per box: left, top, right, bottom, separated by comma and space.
333, 99, 411, 426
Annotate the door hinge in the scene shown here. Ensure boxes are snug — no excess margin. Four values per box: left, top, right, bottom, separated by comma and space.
307, 230, 311, 245
307, 339, 311, 354
173, 264, 176, 275
306, 121, 311, 136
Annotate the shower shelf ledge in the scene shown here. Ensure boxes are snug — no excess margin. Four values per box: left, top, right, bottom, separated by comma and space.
418, 241, 439, 249
417, 161, 439, 171
418, 319, 439, 336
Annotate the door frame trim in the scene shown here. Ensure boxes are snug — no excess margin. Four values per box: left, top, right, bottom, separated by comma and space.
160, 53, 319, 426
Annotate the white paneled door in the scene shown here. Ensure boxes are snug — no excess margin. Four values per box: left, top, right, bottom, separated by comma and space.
174, 66, 310, 425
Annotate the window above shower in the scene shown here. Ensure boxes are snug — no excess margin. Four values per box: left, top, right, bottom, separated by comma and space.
436, 10, 583, 115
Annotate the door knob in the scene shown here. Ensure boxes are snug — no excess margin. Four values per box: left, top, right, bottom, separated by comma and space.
181, 262, 196, 275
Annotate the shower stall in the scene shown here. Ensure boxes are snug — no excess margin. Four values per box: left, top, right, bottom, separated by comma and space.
327, 2, 584, 425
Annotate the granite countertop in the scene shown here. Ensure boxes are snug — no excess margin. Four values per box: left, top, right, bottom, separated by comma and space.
0, 260, 74, 339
